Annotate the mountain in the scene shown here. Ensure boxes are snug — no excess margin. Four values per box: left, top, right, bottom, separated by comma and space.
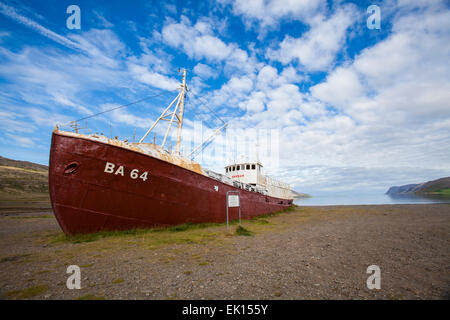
0, 156, 49, 203
386, 177, 450, 195
0, 155, 47, 171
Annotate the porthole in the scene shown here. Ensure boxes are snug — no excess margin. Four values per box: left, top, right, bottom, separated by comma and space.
64, 162, 79, 174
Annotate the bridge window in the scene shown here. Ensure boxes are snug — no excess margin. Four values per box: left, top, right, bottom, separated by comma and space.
252, 164, 256, 170
237, 165, 240, 170
246, 164, 250, 170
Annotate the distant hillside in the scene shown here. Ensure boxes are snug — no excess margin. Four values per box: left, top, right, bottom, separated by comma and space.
291, 190, 312, 198
386, 177, 450, 195
0, 156, 49, 204
0, 156, 47, 171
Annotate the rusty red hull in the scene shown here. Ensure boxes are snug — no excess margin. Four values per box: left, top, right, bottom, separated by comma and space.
49, 132, 293, 235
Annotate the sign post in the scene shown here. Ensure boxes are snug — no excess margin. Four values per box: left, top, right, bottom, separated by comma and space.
226, 191, 240, 232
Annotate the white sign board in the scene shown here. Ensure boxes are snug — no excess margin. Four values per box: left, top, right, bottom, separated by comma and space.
228, 195, 240, 207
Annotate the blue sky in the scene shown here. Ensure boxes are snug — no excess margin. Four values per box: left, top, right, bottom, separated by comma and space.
0, 0, 449, 194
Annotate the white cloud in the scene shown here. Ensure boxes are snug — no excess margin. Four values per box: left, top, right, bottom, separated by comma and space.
5, 133, 35, 147
267, 84, 303, 112
93, 11, 114, 28
221, 2, 450, 194
311, 4, 450, 125
0, 109, 36, 133
230, 0, 326, 27
161, 16, 258, 77
311, 67, 365, 109
229, 65, 306, 117
162, 16, 232, 61
101, 104, 153, 129
267, 4, 359, 71
129, 64, 179, 92
193, 63, 216, 79
0, 2, 80, 51
241, 91, 265, 113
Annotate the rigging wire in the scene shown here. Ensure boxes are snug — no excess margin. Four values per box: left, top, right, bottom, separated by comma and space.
185, 95, 210, 123
189, 90, 226, 125
60, 92, 167, 127
184, 93, 228, 160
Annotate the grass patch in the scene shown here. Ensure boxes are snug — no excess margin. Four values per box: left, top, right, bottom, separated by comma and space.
2, 290, 21, 298
112, 278, 124, 284
36, 270, 50, 274
198, 261, 209, 266
80, 263, 94, 268
50, 228, 153, 244
15, 284, 49, 299
49, 221, 240, 245
0, 253, 31, 263
235, 225, 253, 236
252, 205, 296, 220
10, 215, 53, 219
167, 221, 237, 232
427, 188, 450, 196
46, 206, 296, 246
76, 294, 105, 300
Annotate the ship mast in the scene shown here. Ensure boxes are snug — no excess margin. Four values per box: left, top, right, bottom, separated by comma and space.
139, 69, 227, 159
139, 69, 187, 154
175, 69, 187, 154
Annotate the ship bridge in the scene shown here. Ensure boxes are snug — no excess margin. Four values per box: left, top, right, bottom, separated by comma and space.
225, 162, 264, 185
225, 162, 292, 199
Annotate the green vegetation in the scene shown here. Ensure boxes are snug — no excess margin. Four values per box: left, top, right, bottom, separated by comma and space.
0, 254, 31, 263
8, 285, 49, 299
10, 215, 53, 219
51, 228, 154, 244
235, 225, 253, 236
427, 188, 450, 196
80, 263, 94, 268
165, 221, 234, 232
50, 219, 243, 244
46, 205, 296, 247
112, 278, 124, 284
0, 156, 50, 208
3, 290, 22, 298
0, 166, 48, 195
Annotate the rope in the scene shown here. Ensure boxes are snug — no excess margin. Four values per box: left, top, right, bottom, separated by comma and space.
60, 92, 167, 127
189, 90, 226, 125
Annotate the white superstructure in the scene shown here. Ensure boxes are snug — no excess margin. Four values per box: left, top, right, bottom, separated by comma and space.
225, 162, 292, 199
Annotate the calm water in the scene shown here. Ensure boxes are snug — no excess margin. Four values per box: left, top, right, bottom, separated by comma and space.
294, 193, 450, 206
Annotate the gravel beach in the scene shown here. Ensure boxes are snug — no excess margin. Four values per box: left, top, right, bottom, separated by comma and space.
0, 204, 449, 300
